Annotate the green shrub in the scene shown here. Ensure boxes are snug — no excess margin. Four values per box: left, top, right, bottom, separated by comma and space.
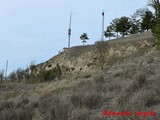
35, 67, 60, 82
152, 18, 160, 47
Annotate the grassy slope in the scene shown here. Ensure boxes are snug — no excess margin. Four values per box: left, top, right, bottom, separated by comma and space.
0, 32, 160, 120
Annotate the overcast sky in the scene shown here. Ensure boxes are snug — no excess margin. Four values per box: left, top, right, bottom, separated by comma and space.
0, 0, 148, 74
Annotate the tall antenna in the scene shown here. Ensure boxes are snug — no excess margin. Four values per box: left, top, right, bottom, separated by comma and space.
5, 60, 8, 80
68, 12, 72, 48
101, 10, 105, 41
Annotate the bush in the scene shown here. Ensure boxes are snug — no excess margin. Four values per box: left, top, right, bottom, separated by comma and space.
108, 80, 122, 92
0, 108, 34, 120
94, 75, 105, 84
135, 72, 146, 87
70, 107, 90, 120
125, 80, 139, 93
84, 93, 102, 109
8, 67, 30, 82
39, 94, 70, 120
35, 67, 60, 82
70, 93, 103, 109
82, 74, 91, 78
0, 100, 34, 120
70, 94, 84, 107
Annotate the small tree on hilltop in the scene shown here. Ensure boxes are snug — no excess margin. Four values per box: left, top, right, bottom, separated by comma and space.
129, 15, 140, 34
110, 18, 120, 38
104, 25, 115, 40
8, 71, 17, 82
118, 16, 132, 37
141, 10, 155, 31
80, 33, 89, 46
152, 18, 160, 47
110, 17, 131, 37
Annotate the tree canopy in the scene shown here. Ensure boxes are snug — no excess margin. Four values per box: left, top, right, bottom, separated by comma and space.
80, 33, 89, 46
104, 25, 115, 40
141, 10, 155, 31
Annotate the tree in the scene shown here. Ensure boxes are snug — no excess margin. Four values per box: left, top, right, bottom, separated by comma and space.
129, 15, 140, 34
80, 33, 89, 46
95, 41, 108, 70
141, 10, 155, 31
152, 18, 160, 46
104, 25, 115, 40
110, 18, 120, 38
110, 17, 132, 37
133, 8, 148, 20
8, 71, 17, 82
148, 0, 160, 18
117, 16, 132, 37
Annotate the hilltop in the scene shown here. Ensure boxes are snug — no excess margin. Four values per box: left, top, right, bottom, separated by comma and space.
0, 32, 160, 120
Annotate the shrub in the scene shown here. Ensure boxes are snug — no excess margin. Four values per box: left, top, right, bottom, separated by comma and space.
39, 94, 70, 120
70, 93, 103, 109
4, 91, 17, 99
82, 74, 91, 78
50, 102, 69, 120
70, 94, 85, 107
91, 41, 108, 70
1, 101, 14, 109
70, 107, 90, 120
108, 80, 122, 92
8, 71, 17, 82
35, 67, 60, 82
125, 80, 139, 93
130, 89, 157, 110
135, 72, 146, 87
94, 75, 105, 84
84, 93, 102, 109
16, 97, 29, 108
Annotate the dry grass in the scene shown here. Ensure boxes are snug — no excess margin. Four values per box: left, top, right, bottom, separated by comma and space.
108, 80, 122, 92
4, 91, 18, 99
0, 100, 35, 120
70, 107, 90, 120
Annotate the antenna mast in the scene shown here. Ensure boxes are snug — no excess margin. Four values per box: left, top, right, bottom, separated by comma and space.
68, 12, 72, 48
101, 10, 105, 41
5, 60, 8, 80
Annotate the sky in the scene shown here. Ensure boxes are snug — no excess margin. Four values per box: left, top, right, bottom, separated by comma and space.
0, 0, 149, 75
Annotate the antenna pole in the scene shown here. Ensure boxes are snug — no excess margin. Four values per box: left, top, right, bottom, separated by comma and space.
68, 12, 72, 48
5, 60, 8, 80
101, 10, 105, 41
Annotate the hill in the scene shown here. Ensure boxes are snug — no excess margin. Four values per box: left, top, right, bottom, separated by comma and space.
0, 32, 160, 120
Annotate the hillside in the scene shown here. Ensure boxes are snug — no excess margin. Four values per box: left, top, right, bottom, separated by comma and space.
35, 31, 155, 75
0, 32, 160, 120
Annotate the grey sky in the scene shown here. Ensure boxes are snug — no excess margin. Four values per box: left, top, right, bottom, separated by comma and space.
0, 0, 148, 74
